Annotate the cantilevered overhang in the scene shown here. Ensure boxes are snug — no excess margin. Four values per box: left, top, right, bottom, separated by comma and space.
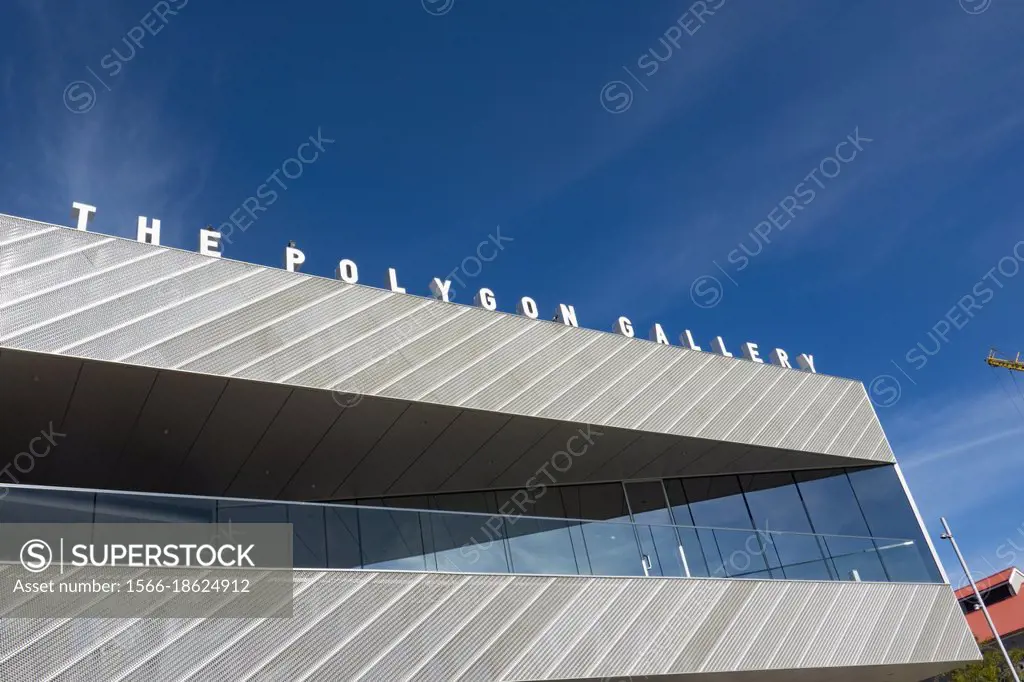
0, 570, 979, 681
0, 214, 894, 499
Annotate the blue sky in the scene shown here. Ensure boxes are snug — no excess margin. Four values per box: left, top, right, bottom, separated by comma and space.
3, 0, 1024, 584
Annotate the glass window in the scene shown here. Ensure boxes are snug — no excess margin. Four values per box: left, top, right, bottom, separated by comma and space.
431, 491, 498, 515
561, 483, 631, 521
325, 504, 360, 568
358, 498, 431, 571
0, 487, 95, 563
740, 473, 829, 580
795, 470, 887, 581
560, 484, 642, 576
793, 470, 871, 536
624, 481, 687, 578
683, 477, 767, 578
94, 492, 215, 523
846, 466, 942, 582
0, 487, 94, 523
496, 488, 579, 575
287, 503, 327, 569
430, 511, 510, 574
217, 500, 288, 524
664, 478, 710, 578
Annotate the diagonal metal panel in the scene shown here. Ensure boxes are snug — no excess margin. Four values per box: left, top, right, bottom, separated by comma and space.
0, 215, 893, 463
0, 569, 979, 682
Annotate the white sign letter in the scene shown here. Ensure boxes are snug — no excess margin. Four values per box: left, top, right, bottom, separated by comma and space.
335, 259, 359, 284
680, 329, 702, 351
199, 229, 222, 258
797, 353, 817, 373
387, 268, 406, 294
770, 348, 791, 369
711, 336, 733, 358
517, 296, 539, 319
136, 216, 161, 245
285, 245, 305, 272
649, 323, 670, 345
430, 278, 453, 302
71, 202, 96, 232
615, 316, 634, 337
554, 304, 578, 327
741, 342, 764, 363
475, 288, 497, 311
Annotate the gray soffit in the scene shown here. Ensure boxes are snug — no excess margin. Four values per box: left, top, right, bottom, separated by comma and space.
0, 214, 895, 470
0, 569, 979, 682
0, 348, 864, 500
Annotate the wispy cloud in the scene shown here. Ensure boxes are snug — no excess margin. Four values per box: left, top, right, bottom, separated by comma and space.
1, 0, 213, 243
575, 5, 1024, 320
887, 384, 1024, 526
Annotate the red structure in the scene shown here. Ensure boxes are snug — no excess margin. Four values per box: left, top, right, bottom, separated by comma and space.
956, 567, 1024, 649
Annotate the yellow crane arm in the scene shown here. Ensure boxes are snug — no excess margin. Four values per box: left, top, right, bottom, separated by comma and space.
986, 350, 1024, 373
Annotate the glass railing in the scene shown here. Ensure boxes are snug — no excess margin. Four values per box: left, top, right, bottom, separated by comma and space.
0, 484, 940, 583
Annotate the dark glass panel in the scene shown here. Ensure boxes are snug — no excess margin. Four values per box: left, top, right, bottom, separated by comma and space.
94, 492, 215, 523
430, 491, 498, 515
287, 503, 327, 569
740, 472, 827, 574
846, 466, 942, 582
0, 486, 94, 523
430, 509, 510, 574
684, 477, 767, 577
324, 504, 360, 568
793, 470, 872, 537
497, 487, 577, 575
664, 479, 710, 577
824, 535, 889, 582
579, 520, 644, 577
779, 559, 833, 581
358, 499, 430, 571
562, 483, 631, 522
217, 501, 288, 524
506, 516, 580, 575
624, 481, 686, 577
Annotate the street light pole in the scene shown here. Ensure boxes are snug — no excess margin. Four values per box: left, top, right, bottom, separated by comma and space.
940, 517, 1021, 682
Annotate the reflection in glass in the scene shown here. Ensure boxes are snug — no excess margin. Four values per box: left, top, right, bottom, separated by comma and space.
793, 470, 871, 536
0, 481, 942, 585
430, 510, 509, 574
0, 487, 94, 523
325, 504, 360, 568
824, 535, 889, 582
625, 481, 686, 577
664, 479, 710, 578
580, 520, 644, 577
684, 477, 767, 577
358, 502, 430, 571
288, 503, 327, 568
740, 472, 828, 578
846, 466, 941, 582
506, 516, 579, 575
95, 492, 215, 523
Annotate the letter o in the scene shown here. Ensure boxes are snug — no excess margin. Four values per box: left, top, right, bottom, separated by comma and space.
518, 296, 539, 319
336, 258, 359, 284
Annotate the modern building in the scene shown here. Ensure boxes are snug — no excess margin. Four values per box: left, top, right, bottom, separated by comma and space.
956, 567, 1024, 651
0, 209, 980, 681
